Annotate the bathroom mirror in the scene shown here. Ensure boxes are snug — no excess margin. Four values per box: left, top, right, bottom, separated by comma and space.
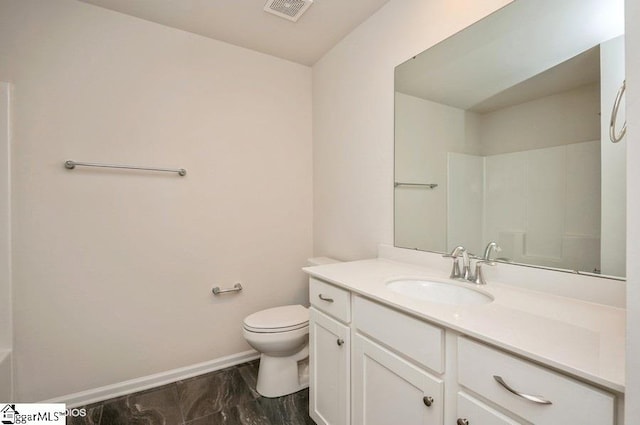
394, 0, 626, 278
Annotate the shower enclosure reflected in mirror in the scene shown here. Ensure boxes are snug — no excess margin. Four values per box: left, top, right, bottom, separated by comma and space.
394, 0, 626, 278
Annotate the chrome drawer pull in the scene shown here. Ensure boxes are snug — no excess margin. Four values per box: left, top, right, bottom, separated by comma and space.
493, 375, 552, 405
318, 294, 334, 303
457, 419, 469, 425
422, 396, 434, 407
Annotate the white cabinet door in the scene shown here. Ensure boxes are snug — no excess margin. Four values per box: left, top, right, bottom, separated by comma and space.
309, 307, 350, 425
352, 334, 443, 425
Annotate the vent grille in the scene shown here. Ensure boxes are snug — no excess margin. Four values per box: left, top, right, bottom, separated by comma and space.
264, 0, 313, 22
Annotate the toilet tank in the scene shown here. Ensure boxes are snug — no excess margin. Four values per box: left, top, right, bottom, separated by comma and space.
306, 257, 340, 266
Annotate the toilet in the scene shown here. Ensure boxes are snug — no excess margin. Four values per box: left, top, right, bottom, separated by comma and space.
243, 304, 310, 397
242, 257, 339, 398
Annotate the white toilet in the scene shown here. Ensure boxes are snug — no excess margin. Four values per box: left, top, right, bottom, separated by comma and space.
242, 257, 339, 398
243, 304, 310, 397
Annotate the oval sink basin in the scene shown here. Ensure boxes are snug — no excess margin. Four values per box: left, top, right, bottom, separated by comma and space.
386, 279, 493, 306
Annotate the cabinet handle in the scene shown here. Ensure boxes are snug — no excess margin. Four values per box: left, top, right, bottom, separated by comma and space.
337, 338, 345, 346
422, 396, 434, 407
457, 419, 469, 425
318, 294, 334, 303
493, 375, 552, 405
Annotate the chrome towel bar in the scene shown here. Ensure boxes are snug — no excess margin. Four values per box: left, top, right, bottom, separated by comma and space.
394, 182, 438, 189
65, 160, 187, 176
212, 283, 243, 295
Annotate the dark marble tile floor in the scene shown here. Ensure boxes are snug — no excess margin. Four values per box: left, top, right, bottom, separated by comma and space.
68, 360, 315, 425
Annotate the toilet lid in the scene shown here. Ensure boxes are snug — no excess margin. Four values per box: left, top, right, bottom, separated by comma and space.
243, 305, 309, 333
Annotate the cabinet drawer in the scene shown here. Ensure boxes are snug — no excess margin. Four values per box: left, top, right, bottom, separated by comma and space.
457, 392, 520, 425
309, 278, 351, 323
458, 337, 615, 425
354, 296, 444, 373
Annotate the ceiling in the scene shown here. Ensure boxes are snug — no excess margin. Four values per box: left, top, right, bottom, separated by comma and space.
78, 0, 391, 66
395, 0, 623, 112
469, 46, 600, 114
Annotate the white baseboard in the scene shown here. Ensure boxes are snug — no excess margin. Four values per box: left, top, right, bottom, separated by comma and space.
42, 350, 260, 408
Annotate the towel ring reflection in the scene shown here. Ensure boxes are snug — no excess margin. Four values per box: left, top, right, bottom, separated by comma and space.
610, 80, 627, 143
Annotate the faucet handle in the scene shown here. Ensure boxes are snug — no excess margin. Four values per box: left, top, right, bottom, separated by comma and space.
472, 260, 495, 285
445, 246, 467, 279
449, 257, 462, 279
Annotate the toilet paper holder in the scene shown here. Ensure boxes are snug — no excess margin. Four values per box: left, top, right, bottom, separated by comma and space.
212, 283, 243, 295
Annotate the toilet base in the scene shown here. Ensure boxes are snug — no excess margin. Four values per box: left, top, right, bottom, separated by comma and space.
256, 344, 309, 398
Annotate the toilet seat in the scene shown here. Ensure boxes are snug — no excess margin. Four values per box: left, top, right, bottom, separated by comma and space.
243, 304, 309, 334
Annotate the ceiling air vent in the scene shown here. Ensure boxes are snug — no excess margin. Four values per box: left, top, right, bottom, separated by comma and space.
264, 0, 313, 22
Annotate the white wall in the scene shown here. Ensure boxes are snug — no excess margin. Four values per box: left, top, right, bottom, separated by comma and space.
447, 152, 483, 255
0, 0, 312, 401
312, 0, 512, 261
625, 0, 640, 420
479, 84, 601, 155
0, 82, 12, 400
0, 83, 11, 352
394, 93, 481, 253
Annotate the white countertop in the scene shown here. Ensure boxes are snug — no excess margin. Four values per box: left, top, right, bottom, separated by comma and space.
304, 258, 626, 393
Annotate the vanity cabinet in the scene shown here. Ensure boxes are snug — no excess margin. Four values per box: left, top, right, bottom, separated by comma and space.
308, 277, 620, 425
309, 278, 351, 425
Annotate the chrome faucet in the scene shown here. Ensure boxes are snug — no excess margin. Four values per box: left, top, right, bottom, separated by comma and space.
482, 241, 501, 261
470, 260, 494, 285
444, 244, 497, 285
460, 249, 471, 280
444, 246, 471, 280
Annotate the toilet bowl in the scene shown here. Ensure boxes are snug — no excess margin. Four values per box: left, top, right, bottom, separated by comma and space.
243, 304, 309, 398
243, 257, 340, 397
